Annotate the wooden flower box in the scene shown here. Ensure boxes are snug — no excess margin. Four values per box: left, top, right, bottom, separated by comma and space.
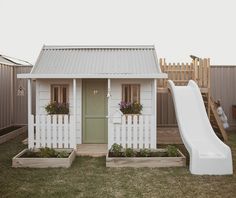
12, 149, 76, 168
106, 149, 186, 168
0, 125, 27, 144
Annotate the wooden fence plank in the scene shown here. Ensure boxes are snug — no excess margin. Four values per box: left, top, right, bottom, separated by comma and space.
139, 116, 144, 149
46, 115, 51, 148
133, 115, 138, 149
41, 115, 46, 147
58, 115, 63, 148
122, 116, 126, 147
35, 115, 40, 148
127, 116, 132, 148
144, 116, 149, 148
64, 115, 69, 148
52, 115, 57, 148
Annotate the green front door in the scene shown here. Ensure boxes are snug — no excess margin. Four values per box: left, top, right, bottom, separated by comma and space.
82, 79, 107, 143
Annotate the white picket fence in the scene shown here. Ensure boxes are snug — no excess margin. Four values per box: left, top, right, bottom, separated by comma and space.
109, 115, 156, 149
28, 114, 76, 149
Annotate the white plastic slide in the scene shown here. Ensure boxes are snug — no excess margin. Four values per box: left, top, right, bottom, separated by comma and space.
168, 80, 233, 175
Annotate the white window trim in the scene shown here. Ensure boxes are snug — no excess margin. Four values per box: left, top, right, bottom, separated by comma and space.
51, 84, 69, 103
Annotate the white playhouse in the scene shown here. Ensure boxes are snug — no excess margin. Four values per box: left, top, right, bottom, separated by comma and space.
19, 45, 167, 150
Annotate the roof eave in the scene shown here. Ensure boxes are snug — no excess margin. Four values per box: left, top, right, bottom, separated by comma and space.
17, 73, 168, 79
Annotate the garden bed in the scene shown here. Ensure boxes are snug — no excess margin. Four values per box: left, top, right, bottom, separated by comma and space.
0, 125, 27, 144
106, 145, 186, 168
12, 148, 76, 168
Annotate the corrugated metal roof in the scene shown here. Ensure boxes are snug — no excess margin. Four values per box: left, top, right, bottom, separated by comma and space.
0, 54, 32, 66
31, 45, 163, 76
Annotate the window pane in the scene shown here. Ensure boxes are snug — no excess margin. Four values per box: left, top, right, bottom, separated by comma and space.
122, 84, 140, 103
132, 86, 138, 102
53, 87, 58, 102
62, 87, 67, 104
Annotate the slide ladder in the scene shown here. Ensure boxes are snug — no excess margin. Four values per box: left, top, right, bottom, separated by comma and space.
168, 80, 233, 175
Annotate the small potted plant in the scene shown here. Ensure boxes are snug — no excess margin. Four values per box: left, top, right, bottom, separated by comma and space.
45, 102, 69, 114
119, 101, 143, 115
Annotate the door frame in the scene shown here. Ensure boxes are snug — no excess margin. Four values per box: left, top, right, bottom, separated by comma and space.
82, 79, 108, 143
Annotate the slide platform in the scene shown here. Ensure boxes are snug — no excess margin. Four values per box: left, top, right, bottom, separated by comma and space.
168, 80, 233, 175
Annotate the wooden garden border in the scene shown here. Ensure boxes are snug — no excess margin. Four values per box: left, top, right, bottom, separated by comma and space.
106, 149, 186, 168
0, 125, 27, 144
12, 149, 76, 168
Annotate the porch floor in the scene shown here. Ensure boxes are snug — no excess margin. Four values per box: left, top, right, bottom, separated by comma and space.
76, 144, 108, 157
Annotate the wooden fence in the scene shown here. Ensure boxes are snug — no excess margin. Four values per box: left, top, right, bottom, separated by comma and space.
28, 115, 76, 149
158, 58, 210, 93
109, 115, 156, 149
157, 58, 211, 126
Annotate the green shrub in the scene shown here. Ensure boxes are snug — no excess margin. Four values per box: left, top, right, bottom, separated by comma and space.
139, 148, 151, 157
166, 145, 178, 157
125, 148, 136, 157
57, 150, 69, 158
110, 143, 123, 157
45, 102, 69, 114
39, 147, 57, 158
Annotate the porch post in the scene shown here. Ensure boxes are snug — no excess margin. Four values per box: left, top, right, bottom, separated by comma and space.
107, 79, 111, 149
151, 79, 157, 149
73, 79, 77, 149
27, 79, 33, 148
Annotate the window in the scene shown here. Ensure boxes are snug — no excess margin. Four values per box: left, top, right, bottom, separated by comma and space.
122, 84, 140, 103
51, 85, 69, 104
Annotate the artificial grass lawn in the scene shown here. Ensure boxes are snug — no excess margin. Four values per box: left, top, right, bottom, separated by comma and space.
0, 132, 236, 198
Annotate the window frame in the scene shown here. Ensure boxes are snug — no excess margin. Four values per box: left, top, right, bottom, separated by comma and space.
51, 84, 69, 104
122, 84, 140, 103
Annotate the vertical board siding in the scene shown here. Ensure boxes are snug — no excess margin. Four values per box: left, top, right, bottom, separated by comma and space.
0, 64, 32, 129
109, 79, 153, 116
0, 64, 11, 129
211, 66, 236, 126
14, 66, 34, 125
36, 79, 82, 144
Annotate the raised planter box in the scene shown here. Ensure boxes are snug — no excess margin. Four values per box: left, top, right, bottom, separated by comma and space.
0, 125, 27, 144
12, 149, 76, 168
106, 149, 186, 168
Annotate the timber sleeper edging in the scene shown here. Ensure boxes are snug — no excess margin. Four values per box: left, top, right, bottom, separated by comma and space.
106, 149, 186, 168
12, 148, 76, 168
0, 125, 27, 144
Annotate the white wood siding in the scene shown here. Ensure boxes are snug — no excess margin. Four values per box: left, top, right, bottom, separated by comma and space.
109, 79, 154, 116
36, 79, 82, 144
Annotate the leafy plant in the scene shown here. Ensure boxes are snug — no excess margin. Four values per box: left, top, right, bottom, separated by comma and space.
39, 147, 57, 158
21, 147, 70, 158
125, 148, 136, 157
57, 150, 69, 158
110, 143, 123, 157
166, 145, 179, 157
139, 148, 151, 157
119, 101, 143, 114
45, 102, 69, 114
